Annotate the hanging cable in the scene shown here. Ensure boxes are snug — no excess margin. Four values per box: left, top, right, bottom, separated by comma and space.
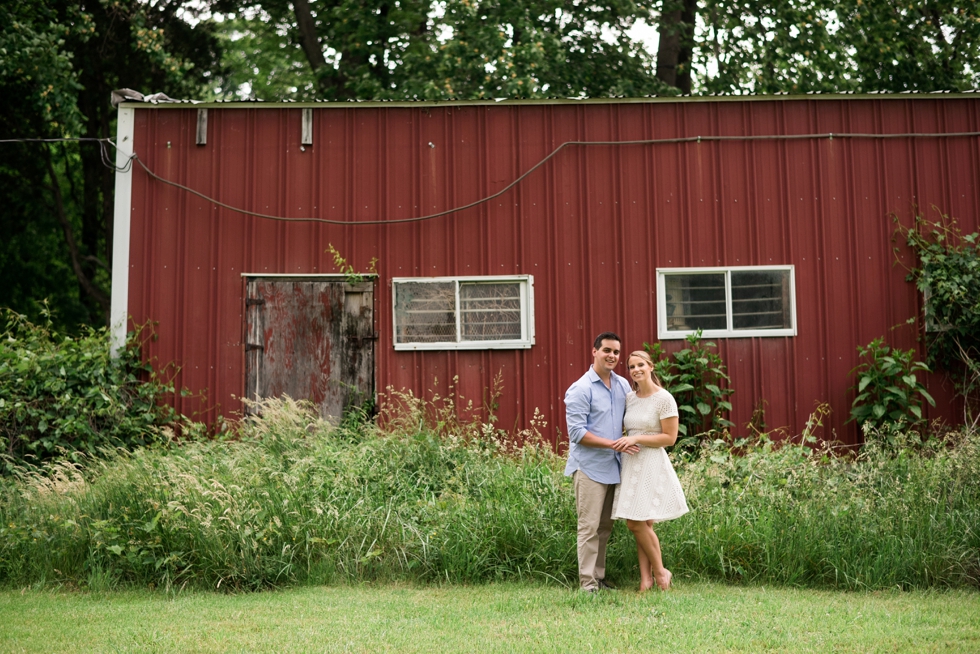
0, 136, 135, 173
7, 131, 980, 226
123, 131, 980, 226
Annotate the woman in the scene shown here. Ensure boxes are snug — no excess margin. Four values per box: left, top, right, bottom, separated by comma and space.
610, 350, 688, 591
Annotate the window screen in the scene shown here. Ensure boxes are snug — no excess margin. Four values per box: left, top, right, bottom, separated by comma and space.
664, 273, 727, 332
393, 281, 456, 343
731, 269, 791, 330
460, 282, 523, 341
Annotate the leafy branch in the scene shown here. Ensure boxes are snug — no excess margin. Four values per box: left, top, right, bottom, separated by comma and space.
893, 209, 980, 429
326, 243, 378, 284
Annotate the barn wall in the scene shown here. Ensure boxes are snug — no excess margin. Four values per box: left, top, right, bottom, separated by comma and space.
121, 97, 980, 444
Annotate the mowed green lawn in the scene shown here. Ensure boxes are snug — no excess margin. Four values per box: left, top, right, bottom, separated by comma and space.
1, 582, 977, 653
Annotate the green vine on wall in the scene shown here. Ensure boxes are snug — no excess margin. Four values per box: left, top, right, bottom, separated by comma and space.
893, 209, 980, 429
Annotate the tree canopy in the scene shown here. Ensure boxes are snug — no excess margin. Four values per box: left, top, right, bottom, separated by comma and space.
209, 0, 980, 101
0, 0, 222, 331
697, 0, 980, 94
209, 0, 675, 100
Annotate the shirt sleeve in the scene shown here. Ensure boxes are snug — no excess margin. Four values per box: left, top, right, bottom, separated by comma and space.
564, 381, 590, 444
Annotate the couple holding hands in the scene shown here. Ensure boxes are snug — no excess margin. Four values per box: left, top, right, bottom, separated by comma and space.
564, 332, 689, 593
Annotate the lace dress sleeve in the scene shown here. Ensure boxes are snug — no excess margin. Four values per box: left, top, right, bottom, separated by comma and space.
655, 391, 679, 421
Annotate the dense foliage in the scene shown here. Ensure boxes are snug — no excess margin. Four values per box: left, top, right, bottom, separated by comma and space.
3, 397, 975, 592
895, 212, 980, 428
676, 426, 980, 589
645, 332, 734, 452
698, 0, 980, 94
847, 337, 935, 431
0, 311, 181, 472
0, 0, 223, 332
210, 0, 980, 101
209, 0, 675, 101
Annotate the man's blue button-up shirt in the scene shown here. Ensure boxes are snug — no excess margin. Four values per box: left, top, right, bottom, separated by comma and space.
563, 366, 632, 484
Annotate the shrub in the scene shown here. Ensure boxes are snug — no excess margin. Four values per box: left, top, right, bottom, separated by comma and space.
0, 310, 181, 471
645, 331, 734, 453
847, 337, 935, 432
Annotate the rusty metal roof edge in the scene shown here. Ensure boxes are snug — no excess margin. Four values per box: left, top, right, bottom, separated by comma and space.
119, 90, 980, 110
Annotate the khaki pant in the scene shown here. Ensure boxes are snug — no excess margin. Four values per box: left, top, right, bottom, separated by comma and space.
573, 470, 616, 591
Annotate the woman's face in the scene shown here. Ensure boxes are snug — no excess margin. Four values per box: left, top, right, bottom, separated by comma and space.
627, 356, 653, 384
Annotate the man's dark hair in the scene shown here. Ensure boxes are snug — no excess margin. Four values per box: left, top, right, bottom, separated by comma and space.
593, 332, 622, 349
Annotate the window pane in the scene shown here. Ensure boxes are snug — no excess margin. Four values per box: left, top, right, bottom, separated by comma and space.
664, 274, 727, 331
460, 283, 522, 341
731, 270, 790, 330
394, 282, 456, 343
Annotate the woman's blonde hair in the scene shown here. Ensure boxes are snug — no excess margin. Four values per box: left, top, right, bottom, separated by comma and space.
626, 350, 662, 390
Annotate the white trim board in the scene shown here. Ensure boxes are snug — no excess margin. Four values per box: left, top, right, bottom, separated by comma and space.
109, 106, 135, 357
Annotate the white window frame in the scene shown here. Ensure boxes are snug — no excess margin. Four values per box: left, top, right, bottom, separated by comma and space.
657, 266, 797, 339
392, 275, 535, 350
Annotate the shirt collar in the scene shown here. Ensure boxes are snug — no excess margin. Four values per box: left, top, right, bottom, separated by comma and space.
587, 366, 618, 386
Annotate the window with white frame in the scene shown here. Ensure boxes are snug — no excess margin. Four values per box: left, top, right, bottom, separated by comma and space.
657, 266, 796, 339
392, 275, 535, 350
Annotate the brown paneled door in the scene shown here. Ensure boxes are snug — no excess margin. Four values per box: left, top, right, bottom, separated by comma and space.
245, 277, 375, 421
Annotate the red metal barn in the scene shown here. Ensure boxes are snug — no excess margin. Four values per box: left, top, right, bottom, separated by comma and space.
110, 95, 980, 445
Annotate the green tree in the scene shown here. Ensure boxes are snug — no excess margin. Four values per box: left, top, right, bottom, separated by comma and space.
210, 0, 675, 100
697, 0, 980, 94
0, 0, 223, 331
211, 1, 980, 101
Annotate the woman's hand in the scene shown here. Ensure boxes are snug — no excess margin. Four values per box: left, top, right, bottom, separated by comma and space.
617, 430, 677, 449
611, 436, 640, 453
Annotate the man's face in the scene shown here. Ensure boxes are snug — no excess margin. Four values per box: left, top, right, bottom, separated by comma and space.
592, 339, 621, 374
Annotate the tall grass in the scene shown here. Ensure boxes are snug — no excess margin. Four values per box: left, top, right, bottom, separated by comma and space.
664, 425, 980, 589
1, 396, 977, 592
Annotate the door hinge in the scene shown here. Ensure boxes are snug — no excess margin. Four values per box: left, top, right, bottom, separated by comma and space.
352, 332, 379, 343
246, 297, 266, 306
245, 343, 264, 352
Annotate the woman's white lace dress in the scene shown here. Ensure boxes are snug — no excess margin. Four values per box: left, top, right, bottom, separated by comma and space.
611, 389, 689, 522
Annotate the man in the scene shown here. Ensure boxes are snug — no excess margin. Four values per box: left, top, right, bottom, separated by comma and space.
564, 332, 636, 592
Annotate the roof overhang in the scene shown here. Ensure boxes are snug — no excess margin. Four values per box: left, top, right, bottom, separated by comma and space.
117, 90, 980, 111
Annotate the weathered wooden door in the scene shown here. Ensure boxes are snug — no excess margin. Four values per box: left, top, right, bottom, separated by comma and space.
245, 277, 375, 420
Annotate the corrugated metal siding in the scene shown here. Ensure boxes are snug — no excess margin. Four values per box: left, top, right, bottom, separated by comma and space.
124, 98, 979, 444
